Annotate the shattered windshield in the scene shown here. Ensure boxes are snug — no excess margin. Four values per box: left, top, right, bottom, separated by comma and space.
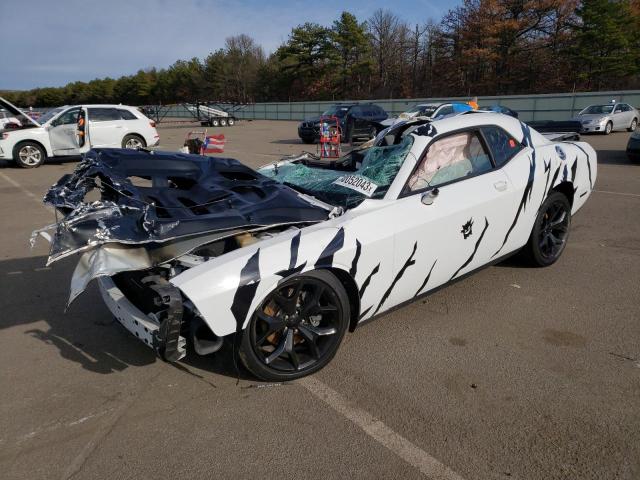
260, 135, 415, 209
322, 106, 350, 118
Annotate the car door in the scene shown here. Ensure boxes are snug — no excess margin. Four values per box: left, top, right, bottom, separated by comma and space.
620, 104, 633, 128
87, 107, 125, 147
48, 107, 82, 155
378, 128, 519, 312
349, 106, 365, 137
612, 104, 625, 129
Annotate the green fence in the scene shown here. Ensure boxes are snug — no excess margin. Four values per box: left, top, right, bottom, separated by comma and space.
151, 90, 640, 123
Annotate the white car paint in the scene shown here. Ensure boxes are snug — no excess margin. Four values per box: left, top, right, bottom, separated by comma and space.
0, 97, 159, 166
166, 113, 596, 338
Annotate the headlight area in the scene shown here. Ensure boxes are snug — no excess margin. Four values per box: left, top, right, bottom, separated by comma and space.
96, 227, 291, 362
101, 265, 224, 362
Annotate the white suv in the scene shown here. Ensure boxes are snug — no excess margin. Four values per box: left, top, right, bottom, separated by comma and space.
0, 97, 160, 168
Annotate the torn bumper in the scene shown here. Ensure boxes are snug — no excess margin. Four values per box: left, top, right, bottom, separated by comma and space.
98, 275, 186, 361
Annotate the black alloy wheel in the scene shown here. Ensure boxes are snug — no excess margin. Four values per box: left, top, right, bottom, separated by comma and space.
239, 270, 349, 381
524, 191, 571, 267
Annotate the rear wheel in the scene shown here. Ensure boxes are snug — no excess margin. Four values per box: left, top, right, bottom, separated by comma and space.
13, 141, 46, 168
604, 121, 613, 135
628, 118, 637, 132
523, 191, 571, 267
239, 270, 349, 381
227, 117, 235, 126
220, 118, 227, 127
211, 119, 220, 127
122, 134, 146, 149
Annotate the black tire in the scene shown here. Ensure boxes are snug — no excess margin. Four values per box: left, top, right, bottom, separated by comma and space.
220, 118, 228, 127
604, 121, 613, 135
239, 269, 349, 381
122, 134, 146, 149
301, 137, 314, 144
227, 117, 235, 126
523, 191, 571, 267
13, 141, 46, 168
628, 118, 637, 132
211, 119, 220, 127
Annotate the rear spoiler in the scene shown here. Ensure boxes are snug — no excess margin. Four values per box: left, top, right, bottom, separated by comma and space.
527, 120, 582, 133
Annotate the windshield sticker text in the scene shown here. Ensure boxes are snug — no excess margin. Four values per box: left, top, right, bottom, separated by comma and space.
333, 175, 379, 197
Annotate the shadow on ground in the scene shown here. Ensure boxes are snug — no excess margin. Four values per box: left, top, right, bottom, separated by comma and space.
1, 254, 254, 380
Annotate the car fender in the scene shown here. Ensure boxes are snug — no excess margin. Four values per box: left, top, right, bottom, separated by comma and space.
170, 224, 357, 337
2, 127, 54, 157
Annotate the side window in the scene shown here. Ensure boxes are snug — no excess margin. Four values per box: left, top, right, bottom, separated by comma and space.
481, 126, 524, 167
407, 131, 492, 192
88, 108, 122, 122
350, 106, 362, 117
118, 109, 138, 120
436, 105, 453, 117
51, 108, 81, 126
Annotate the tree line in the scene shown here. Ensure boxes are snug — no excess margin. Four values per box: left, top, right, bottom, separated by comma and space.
3, 0, 639, 108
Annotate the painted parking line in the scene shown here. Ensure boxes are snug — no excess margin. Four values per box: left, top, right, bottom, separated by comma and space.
300, 376, 466, 480
594, 189, 640, 198
0, 171, 54, 212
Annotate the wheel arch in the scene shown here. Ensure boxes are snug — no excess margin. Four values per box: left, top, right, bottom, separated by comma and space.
550, 181, 574, 207
13, 139, 49, 161
323, 267, 361, 333
122, 132, 146, 148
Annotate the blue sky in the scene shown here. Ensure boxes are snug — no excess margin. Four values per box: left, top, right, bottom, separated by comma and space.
0, 0, 459, 90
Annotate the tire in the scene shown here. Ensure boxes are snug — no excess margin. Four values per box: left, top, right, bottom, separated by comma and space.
604, 121, 613, 135
523, 191, 571, 267
13, 141, 46, 168
211, 119, 220, 127
301, 137, 314, 144
239, 269, 349, 382
227, 117, 235, 126
628, 118, 637, 132
122, 134, 146, 149
220, 118, 228, 127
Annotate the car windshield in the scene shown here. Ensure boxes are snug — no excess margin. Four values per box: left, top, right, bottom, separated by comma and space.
322, 106, 351, 118
260, 134, 415, 209
38, 107, 66, 124
581, 105, 614, 115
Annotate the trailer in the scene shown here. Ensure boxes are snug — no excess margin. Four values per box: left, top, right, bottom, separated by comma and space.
185, 103, 236, 127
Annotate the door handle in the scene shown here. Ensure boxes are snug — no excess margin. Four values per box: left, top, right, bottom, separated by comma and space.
493, 180, 508, 192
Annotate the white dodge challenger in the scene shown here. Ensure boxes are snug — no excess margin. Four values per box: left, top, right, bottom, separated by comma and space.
37, 112, 596, 381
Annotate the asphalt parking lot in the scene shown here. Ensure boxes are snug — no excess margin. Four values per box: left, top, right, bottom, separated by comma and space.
1, 120, 639, 480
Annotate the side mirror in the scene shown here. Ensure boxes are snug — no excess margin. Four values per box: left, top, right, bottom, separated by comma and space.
421, 188, 439, 205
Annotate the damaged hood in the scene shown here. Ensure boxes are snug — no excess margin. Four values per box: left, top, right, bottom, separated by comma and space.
40, 148, 331, 265
0, 96, 42, 127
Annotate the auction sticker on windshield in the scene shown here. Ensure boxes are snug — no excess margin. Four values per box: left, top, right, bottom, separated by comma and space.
333, 175, 379, 197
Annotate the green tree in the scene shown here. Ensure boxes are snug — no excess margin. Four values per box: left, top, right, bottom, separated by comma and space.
573, 0, 637, 89
330, 11, 372, 97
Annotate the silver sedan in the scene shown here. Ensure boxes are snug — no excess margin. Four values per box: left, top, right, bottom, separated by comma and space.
574, 103, 638, 134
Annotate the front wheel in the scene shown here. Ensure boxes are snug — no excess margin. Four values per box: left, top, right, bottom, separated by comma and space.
604, 121, 613, 135
13, 141, 46, 168
239, 270, 349, 381
628, 118, 637, 132
523, 191, 571, 267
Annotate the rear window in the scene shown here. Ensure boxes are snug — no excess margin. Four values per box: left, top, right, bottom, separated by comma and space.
118, 109, 138, 120
481, 126, 523, 167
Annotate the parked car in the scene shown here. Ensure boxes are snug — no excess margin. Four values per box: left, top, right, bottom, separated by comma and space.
573, 103, 638, 134
0, 109, 20, 129
38, 112, 596, 381
479, 105, 519, 118
0, 97, 160, 168
626, 129, 640, 162
297, 103, 388, 144
381, 102, 473, 126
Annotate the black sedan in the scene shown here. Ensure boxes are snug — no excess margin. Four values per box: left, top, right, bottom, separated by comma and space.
298, 103, 388, 144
